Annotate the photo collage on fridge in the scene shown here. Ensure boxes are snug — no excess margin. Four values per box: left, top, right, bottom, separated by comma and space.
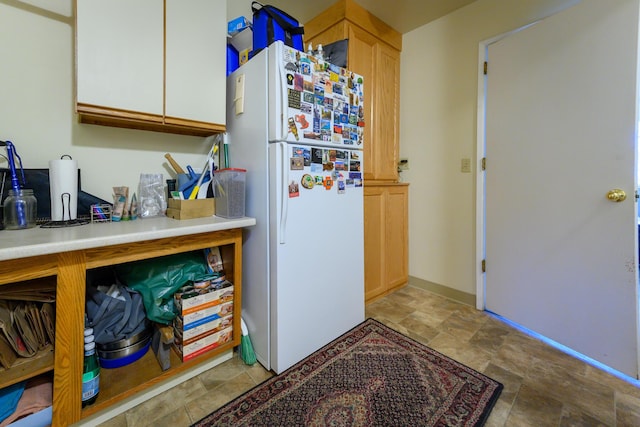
282, 47, 365, 198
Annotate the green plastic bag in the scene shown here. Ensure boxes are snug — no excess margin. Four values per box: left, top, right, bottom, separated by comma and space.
115, 251, 208, 324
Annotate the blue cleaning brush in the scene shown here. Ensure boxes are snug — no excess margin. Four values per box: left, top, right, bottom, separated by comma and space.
1, 141, 27, 227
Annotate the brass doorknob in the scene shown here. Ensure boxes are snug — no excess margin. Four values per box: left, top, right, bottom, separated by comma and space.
606, 189, 626, 202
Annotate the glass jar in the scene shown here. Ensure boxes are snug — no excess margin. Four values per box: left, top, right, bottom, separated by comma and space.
3, 189, 37, 229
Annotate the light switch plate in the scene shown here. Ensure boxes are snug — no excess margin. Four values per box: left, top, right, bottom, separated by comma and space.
461, 158, 471, 173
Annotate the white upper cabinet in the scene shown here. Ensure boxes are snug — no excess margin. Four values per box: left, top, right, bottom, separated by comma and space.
76, 0, 164, 115
76, 0, 226, 135
165, 0, 226, 125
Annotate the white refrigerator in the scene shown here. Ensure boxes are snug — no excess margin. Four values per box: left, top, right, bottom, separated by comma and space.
226, 41, 365, 374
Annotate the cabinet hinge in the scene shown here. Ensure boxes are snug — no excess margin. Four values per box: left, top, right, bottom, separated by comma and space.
636, 190, 639, 201
482, 259, 486, 273
484, 61, 488, 75
481, 157, 486, 171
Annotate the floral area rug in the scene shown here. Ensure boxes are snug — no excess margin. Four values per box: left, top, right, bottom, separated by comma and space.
193, 318, 503, 427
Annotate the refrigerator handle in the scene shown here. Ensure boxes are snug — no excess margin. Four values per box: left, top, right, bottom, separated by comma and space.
278, 58, 288, 140
278, 141, 289, 244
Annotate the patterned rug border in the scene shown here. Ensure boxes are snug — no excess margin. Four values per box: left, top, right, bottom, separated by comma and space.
192, 318, 503, 426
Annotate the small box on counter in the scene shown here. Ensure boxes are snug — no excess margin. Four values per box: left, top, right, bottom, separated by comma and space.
166, 198, 215, 220
173, 326, 233, 362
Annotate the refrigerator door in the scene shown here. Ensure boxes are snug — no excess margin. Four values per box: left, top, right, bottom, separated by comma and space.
226, 48, 273, 369
268, 41, 365, 149
268, 142, 365, 373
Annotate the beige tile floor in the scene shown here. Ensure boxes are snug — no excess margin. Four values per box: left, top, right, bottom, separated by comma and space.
98, 285, 640, 426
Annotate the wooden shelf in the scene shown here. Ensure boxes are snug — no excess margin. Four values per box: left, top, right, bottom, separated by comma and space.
81, 338, 237, 417
0, 347, 54, 389
0, 225, 246, 426
77, 105, 226, 138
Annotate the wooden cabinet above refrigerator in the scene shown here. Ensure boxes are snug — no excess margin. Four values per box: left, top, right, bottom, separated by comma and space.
304, 0, 401, 182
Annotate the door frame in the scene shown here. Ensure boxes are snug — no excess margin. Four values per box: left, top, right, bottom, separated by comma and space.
475, 25, 537, 310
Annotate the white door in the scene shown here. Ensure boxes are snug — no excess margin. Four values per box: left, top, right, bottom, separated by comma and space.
484, 0, 640, 378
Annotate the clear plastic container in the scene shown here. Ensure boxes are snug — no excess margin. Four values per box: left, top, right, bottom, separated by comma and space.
214, 168, 246, 218
3, 189, 37, 229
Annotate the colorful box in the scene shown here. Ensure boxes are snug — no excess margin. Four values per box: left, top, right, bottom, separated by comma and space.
173, 326, 233, 361
228, 16, 251, 36
174, 313, 233, 343
174, 280, 233, 316
175, 301, 233, 330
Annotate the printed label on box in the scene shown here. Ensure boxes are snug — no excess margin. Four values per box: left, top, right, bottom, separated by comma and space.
173, 326, 233, 361
178, 301, 233, 329
175, 285, 233, 316
174, 314, 233, 342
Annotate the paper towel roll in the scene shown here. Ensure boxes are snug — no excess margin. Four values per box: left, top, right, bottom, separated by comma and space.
49, 157, 78, 221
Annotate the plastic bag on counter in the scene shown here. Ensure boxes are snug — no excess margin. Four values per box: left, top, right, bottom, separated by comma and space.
138, 174, 166, 218
114, 251, 209, 324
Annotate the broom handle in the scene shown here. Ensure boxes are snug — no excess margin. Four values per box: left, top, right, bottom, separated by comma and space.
165, 153, 186, 175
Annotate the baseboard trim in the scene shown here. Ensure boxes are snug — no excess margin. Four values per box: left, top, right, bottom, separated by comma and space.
408, 276, 476, 307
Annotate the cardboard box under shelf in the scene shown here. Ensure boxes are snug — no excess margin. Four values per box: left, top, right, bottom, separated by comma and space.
166, 198, 215, 220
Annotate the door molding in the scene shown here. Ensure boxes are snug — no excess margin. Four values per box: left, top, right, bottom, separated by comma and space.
475, 25, 537, 310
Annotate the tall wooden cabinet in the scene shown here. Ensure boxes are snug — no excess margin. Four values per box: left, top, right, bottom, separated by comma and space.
305, 0, 409, 302
305, 0, 401, 182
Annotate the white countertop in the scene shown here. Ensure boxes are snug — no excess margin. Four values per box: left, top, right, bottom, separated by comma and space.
0, 215, 256, 261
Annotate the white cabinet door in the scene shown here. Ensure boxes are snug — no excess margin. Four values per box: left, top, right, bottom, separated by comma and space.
76, 0, 163, 115
165, 0, 226, 125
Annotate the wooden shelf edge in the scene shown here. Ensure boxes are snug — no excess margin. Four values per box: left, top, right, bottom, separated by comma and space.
0, 347, 54, 389
0, 255, 57, 285
84, 229, 242, 270
77, 104, 225, 137
80, 339, 238, 418
364, 181, 410, 187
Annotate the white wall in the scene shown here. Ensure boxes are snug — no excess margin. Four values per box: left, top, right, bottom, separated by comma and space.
227, 1, 254, 21
0, 0, 222, 204
400, 0, 580, 295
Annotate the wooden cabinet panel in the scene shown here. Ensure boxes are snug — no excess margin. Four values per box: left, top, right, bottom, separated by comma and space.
364, 183, 409, 302
348, 26, 377, 181
374, 44, 400, 181
385, 186, 408, 289
306, 0, 408, 304
304, 0, 401, 182
364, 187, 386, 301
